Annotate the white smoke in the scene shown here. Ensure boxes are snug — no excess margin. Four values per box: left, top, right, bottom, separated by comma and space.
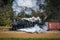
12, 0, 45, 17
12, 0, 48, 33
17, 22, 48, 33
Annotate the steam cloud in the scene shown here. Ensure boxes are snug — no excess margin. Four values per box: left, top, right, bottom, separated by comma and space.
12, 0, 48, 32
17, 22, 48, 33
12, 0, 46, 17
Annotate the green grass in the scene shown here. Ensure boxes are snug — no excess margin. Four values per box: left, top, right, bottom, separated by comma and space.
0, 38, 60, 40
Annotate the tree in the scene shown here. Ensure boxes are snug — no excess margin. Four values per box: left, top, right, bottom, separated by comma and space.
45, 0, 60, 22
0, 0, 13, 26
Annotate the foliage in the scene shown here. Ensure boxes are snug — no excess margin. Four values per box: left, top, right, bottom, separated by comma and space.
0, 0, 60, 26
46, 0, 60, 22
0, 1, 13, 26
0, 21, 6, 26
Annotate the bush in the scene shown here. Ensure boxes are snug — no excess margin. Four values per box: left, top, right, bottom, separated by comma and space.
0, 21, 6, 26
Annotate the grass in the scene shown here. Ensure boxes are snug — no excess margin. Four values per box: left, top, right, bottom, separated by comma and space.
0, 38, 60, 40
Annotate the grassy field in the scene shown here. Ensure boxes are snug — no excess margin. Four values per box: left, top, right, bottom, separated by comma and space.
0, 38, 60, 40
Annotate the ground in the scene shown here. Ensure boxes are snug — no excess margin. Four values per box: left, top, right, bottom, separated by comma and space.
0, 26, 60, 38
0, 31, 60, 38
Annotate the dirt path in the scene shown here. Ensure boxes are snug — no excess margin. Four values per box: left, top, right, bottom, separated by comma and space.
0, 31, 60, 38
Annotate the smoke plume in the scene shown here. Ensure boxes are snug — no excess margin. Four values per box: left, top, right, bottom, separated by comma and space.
12, 0, 46, 17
